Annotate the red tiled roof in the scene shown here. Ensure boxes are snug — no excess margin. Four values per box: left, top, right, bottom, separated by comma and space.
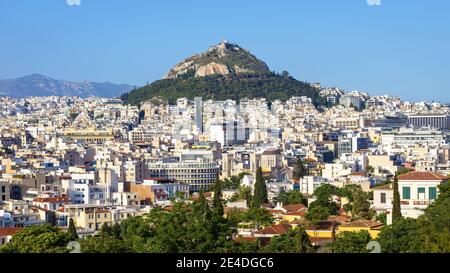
285, 211, 306, 217
282, 204, 307, 212
398, 171, 449, 181
255, 223, 292, 235
33, 196, 69, 203
328, 215, 351, 223
349, 172, 367, 176
309, 237, 333, 245
340, 220, 384, 229
0, 227, 22, 237
268, 209, 284, 214
234, 236, 272, 247
262, 149, 280, 156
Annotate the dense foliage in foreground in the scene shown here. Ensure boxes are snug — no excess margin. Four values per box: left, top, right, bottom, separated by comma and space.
1, 180, 449, 253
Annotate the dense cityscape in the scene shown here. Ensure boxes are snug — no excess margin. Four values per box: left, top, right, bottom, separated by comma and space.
1, 1, 450, 262
1, 86, 449, 253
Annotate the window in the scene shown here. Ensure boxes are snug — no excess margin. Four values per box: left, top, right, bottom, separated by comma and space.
418, 187, 426, 200
429, 187, 437, 200
402, 187, 411, 200
1, 186, 5, 193
380, 193, 386, 204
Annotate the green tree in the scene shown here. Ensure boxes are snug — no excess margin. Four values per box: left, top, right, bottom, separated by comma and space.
120, 215, 153, 252
243, 207, 274, 230
308, 184, 340, 216
193, 192, 211, 219
288, 190, 307, 205
80, 236, 129, 253
416, 181, 450, 252
100, 223, 113, 237
275, 189, 289, 204
0, 225, 70, 253
351, 190, 372, 220
375, 213, 387, 225
392, 175, 402, 223
378, 217, 422, 253
396, 167, 412, 175
225, 237, 262, 253
330, 231, 371, 253
67, 218, 78, 241
305, 206, 330, 225
275, 189, 306, 205
69, 112, 78, 121
293, 156, 307, 179
338, 184, 362, 201
314, 184, 339, 201
212, 178, 224, 218
229, 185, 252, 205
264, 227, 316, 253
112, 223, 121, 240
121, 72, 330, 108
251, 167, 268, 208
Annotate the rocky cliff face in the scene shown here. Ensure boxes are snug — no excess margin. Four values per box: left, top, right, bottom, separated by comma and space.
164, 41, 270, 79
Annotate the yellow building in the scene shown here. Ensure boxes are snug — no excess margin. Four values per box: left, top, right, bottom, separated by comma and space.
63, 128, 114, 143
306, 229, 334, 239
337, 220, 384, 238
64, 205, 112, 230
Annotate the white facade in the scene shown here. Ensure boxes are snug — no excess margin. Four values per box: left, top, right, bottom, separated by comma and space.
299, 176, 330, 195
386, 172, 445, 225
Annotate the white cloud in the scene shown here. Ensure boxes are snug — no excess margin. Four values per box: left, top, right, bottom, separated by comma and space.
367, 0, 382, 6
66, 0, 81, 6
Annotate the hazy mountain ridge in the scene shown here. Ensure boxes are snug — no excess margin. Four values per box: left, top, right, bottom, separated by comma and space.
0, 74, 135, 98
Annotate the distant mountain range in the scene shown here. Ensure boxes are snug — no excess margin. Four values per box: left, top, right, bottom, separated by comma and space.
0, 74, 136, 98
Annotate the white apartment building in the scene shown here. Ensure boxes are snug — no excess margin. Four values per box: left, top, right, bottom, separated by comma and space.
385, 171, 448, 224
62, 179, 111, 205
147, 160, 220, 191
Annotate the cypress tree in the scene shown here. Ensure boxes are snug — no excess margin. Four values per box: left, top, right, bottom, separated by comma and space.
195, 191, 212, 219
251, 167, 268, 208
112, 223, 121, 240
100, 222, 113, 237
212, 178, 224, 218
392, 175, 402, 223
293, 156, 307, 179
67, 218, 78, 241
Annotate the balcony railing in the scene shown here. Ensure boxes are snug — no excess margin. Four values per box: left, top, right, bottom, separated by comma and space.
401, 200, 432, 206
413, 200, 431, 206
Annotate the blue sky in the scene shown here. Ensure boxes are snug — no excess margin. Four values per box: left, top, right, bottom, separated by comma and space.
0, 0, 449, 102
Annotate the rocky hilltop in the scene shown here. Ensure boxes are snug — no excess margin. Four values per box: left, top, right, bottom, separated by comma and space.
164, 41, 271, 79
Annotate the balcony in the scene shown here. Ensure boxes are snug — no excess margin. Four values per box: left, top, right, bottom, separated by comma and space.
401, 200, 432, 206
413, 200, 431, 206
